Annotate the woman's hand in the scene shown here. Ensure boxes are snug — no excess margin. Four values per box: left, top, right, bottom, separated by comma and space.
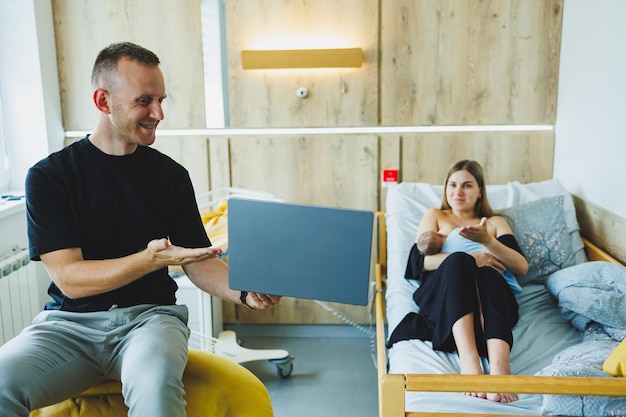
464, 215, 529, 276
471, 252, 506, 275
459, 217, 494, 245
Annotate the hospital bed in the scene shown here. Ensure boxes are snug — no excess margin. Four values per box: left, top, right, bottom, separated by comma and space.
374, 179, 626, 416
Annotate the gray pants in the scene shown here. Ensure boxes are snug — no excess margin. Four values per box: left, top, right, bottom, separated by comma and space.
0, 304, 190, 417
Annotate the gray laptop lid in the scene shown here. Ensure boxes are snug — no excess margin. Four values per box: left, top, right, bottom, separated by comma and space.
227, 198, 374, 305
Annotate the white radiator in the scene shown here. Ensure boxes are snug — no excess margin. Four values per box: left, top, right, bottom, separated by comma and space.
0, 248, 40, 344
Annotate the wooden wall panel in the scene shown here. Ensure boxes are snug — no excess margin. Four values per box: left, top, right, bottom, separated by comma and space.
51, 0, 571, 325
52, 0, 205, 131
228, 135, 379, 209
208, 136, 232, 191
151, 136, 210, 195
379, 134, 402, 211
573, 196, 626, 265
225, 0, 379, 127
381, 0, 563, 125
218, 131, 556, 324
225, 294, 375, 326
399, 131, 555, 185
222, 135, 379, 324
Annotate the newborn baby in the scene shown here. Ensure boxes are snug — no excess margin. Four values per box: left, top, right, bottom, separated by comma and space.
417, 230, 522, 294
417, 230, 446, 255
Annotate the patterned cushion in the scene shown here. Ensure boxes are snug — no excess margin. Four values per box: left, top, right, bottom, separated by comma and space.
500, 196, 575, 285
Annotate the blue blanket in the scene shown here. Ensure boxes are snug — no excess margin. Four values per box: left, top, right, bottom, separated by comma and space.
538, 261, 626, 416
546, 261, 626, 341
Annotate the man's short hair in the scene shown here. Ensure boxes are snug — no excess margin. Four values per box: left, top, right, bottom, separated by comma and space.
91, 42, 160, 87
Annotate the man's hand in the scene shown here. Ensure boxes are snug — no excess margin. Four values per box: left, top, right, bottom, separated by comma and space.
147, 238, 223, 267
243, 292, 282, 310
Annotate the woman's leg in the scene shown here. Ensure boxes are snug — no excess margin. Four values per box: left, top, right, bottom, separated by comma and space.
451, 312, 487, 399
485, 338, 517, 403
416, 253, 488, 397
476, 268, 520, 403
415, 252, 482, 353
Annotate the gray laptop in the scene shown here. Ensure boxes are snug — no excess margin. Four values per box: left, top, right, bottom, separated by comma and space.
227, 198, 374, 305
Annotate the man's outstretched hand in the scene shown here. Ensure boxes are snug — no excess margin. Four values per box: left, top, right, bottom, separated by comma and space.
147, 238, 223, 267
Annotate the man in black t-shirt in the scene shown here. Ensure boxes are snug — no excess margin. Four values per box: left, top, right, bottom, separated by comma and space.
0, 42, 280, 417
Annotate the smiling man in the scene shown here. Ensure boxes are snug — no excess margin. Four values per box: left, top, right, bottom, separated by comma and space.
0, 42, 280, 417
90, 45, 166, 153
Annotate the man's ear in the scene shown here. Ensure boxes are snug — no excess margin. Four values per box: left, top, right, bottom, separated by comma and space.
93, 88, 111, 114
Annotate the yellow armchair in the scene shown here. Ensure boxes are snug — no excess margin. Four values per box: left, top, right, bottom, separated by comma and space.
30, 348, 273, 417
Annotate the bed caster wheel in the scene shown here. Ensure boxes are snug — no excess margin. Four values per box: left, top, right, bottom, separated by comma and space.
270, 356, 294, 379
276, 361, 293, 379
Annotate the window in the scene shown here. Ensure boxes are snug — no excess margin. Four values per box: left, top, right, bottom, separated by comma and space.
201, 0, 228, 127
0, 90, 9, 193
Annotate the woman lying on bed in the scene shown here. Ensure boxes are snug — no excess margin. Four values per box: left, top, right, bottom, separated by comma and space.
387, 160, 529, 403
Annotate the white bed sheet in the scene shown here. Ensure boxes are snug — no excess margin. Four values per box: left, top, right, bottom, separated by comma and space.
385, 179, 586, 414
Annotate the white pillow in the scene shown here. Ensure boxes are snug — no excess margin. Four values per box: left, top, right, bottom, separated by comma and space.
385, 179, 586, 281
384, 179, 587, 331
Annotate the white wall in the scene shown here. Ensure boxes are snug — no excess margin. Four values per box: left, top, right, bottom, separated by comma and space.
0, 1, 61, 307
0, 0, 63, 192
554, 0, 626, 218
0, 204, 28, 256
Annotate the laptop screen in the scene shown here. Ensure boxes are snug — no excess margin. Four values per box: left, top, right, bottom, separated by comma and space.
227, 198, 374, 305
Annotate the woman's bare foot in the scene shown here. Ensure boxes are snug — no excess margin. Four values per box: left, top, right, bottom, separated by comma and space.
485, 392, 517, 403
459, 355, 487, 399
485, 339, 518, 403
485, 366, 518, 403
453, 314, 488, 399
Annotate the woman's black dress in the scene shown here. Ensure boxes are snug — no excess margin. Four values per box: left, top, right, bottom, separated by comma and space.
386, 234, 522, 358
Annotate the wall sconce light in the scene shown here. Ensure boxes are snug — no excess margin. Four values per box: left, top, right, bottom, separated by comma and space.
241, 47, 362, 70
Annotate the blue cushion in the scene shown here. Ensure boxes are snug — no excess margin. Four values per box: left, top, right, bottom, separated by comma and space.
500, 196, 575, 285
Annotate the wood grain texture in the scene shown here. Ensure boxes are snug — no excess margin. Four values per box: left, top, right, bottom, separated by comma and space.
208, 136, 232, 191
375, 213, 388, 417
151, 136, 210, 195
223, 134, 379, 323
404, 374, 626, 395
50, 0, 576, 325
52, 0, 205, 131
381, 374, 407, 417
228, 135, 379, 209
380, 0, 563, 125
225, 0, 379, 127
379, 135, 402, 211
583, 238, 623, 265
399, 131, 555, 185
574, 195, 626, 264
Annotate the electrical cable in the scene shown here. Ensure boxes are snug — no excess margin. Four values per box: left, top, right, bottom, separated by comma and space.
313, 284, 378, 369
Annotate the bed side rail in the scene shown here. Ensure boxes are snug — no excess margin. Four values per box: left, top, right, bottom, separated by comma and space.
583, 237, 623, 265
374, 211, 387, 417
383, 373, 626, 417
377, 220, 625, 417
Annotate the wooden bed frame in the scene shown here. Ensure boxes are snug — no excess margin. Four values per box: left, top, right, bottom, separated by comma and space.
373, 211, 626, 417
